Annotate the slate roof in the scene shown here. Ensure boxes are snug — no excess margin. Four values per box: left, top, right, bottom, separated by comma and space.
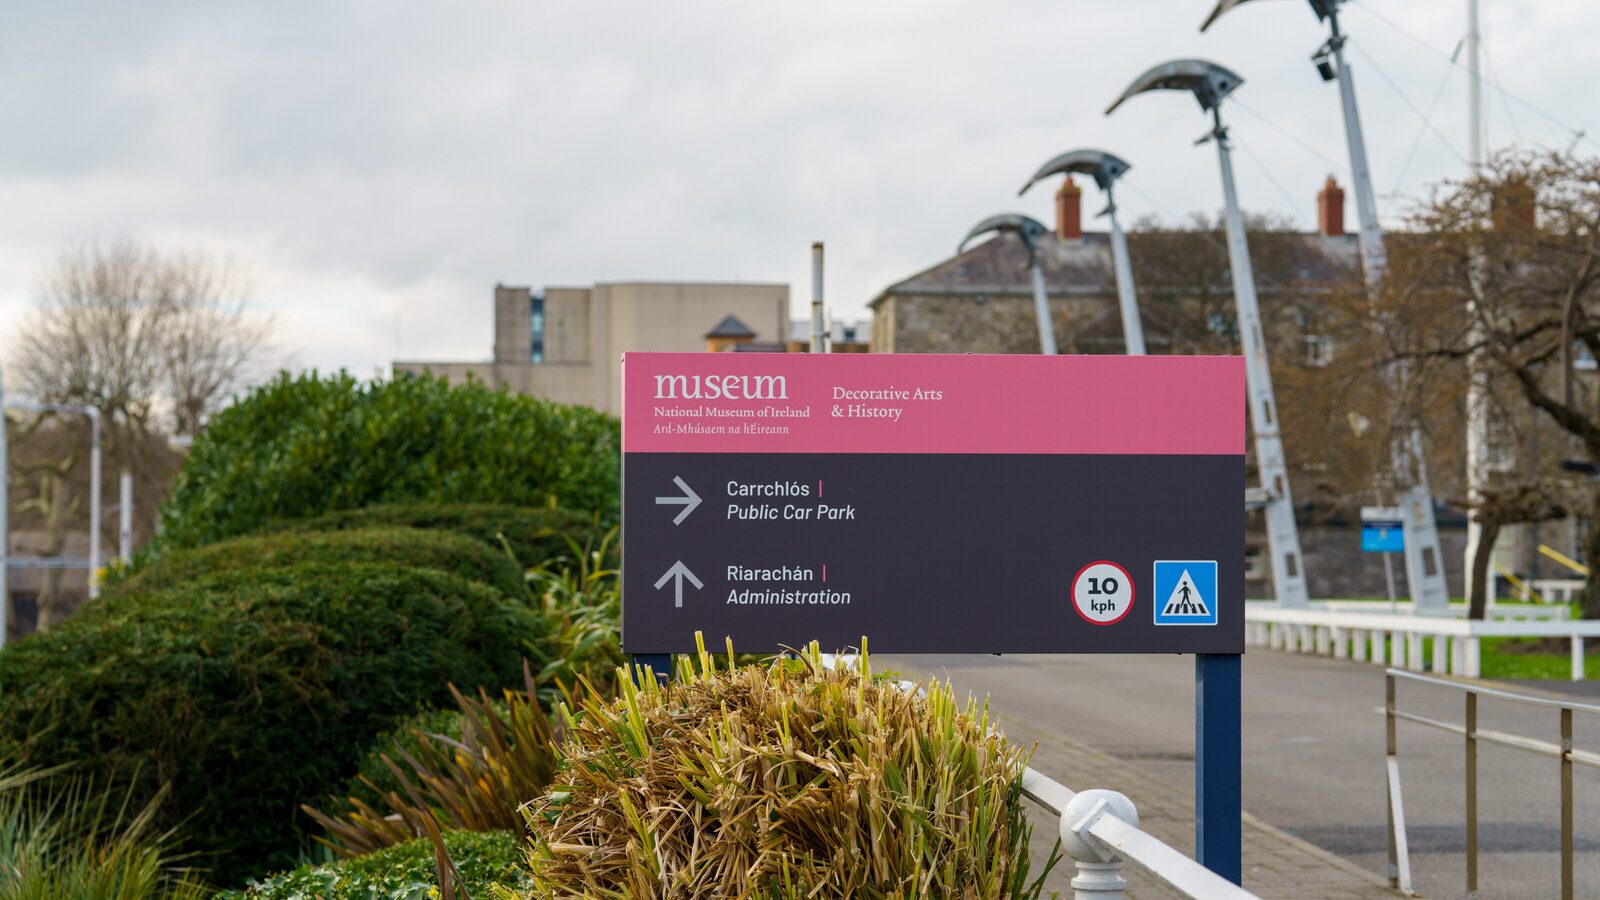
704, 314, 757, 339
870, 229, 1362, 307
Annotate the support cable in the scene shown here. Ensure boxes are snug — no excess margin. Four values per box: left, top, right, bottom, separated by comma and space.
1389, 58, 1460, 197
1481, 43, 1523, 144
1233, 135, 1313, 228
1351, 1, 1597, 152
1230, 97, 1350, 178
1348, 42, 1469, 165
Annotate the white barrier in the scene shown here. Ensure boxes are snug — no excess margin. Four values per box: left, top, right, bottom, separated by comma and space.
1020, 769, 1256, 899
1246, 603, 1600, 681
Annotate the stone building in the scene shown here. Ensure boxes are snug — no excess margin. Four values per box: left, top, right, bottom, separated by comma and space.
867, 175, 1485, 600
395, 281, 789, 415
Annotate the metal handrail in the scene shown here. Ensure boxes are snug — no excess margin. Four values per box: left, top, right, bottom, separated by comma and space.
1384, 667, 1592, 898
1019, 766, 1257, 898
1388, 668, 1600, 716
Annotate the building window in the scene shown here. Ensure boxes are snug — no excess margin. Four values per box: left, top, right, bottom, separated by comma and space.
530, 294, 545, 364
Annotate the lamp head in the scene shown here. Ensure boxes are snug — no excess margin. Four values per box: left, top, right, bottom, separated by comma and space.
1019, 149, 1132, 196
959, 213, 1049, 271
1105, 59, 1244, 117
1200, 0, 1342, 32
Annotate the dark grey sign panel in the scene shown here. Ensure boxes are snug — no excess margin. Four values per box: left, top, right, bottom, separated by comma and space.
623, 453, 1243, 654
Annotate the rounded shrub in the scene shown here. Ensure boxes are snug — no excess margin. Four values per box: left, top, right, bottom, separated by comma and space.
0, 563, 541, 886
155, 371, 620, 550
110, 526, 529, 601
275, 503, 611, 571
219, 830, 532, 899
521, 640, 1053, 898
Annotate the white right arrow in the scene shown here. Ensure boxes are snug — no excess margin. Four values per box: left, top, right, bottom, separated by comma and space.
654, 475, 702, 525
653, 561, 703, 608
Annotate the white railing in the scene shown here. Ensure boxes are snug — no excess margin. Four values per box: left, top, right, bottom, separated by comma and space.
1019, 767, 1256, 899
1246, 603, 1600, 681
1317, 599, 1570, 622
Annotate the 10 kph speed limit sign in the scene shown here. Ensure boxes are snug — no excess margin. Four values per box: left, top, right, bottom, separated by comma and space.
1073, 561, 1134, 625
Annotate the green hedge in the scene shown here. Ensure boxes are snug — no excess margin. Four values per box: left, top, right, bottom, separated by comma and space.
109, 526, 529, 601
219, 830, 532, 899
276, 503, 610, 571
156, 372, 620, 550
0, 563, 540, 886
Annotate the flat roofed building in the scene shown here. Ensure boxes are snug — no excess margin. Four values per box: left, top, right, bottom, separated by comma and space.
395, 280, 788, 415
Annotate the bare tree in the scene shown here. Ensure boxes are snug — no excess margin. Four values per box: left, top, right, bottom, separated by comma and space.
5, 240, 272, 628
1378, 150, 1600, 615
12, 241, 269, 438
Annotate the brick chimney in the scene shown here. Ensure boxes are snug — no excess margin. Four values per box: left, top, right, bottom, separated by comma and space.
1056, 176, 1083, 240
1316, 175, 1345, 237
1492, 177, 1536, 231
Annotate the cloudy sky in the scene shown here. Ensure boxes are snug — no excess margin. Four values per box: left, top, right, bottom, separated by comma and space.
2, 0, 1595, 377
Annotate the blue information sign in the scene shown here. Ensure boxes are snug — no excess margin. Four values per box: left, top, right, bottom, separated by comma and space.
1359, 505, 1405, 553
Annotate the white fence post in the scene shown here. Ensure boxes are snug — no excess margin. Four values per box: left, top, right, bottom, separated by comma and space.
1062, 789, 1137, 899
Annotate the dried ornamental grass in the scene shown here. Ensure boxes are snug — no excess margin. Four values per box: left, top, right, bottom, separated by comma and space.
518, 637, 1057, 899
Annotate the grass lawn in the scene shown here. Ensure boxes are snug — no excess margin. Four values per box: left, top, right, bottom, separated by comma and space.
1255, 598, 1597, 680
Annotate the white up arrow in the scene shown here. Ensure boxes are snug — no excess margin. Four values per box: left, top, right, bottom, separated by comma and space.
654, 475, 702, 526
654, 561, 703, 608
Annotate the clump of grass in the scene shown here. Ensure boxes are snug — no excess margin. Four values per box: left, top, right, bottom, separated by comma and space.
302, 666, 559, 858
518, 636, 1056, 899
0, 765, 209, 899
527, 527, 623, 704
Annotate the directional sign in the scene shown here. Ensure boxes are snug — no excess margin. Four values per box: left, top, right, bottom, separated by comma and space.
621, 352, 1245, 654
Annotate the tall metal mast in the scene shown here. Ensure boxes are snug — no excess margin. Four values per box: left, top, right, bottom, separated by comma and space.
1020, 149, 1148, 355
959, 213, 1058, 355
1202, 0, 1452, 610
1463, 0, 1491, 604
1108, 60, 1310, 607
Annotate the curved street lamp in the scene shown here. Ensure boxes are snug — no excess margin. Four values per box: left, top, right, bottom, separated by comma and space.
1202, 0, 1453, 611
958, 213, 1057, 355
1107, 59, 1309, 609
1020, 149, 1146, 355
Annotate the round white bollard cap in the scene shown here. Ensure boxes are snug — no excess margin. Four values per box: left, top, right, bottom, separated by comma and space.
1061, 789, 1140, 863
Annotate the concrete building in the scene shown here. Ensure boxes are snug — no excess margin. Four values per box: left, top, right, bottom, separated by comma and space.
395, 281, 788, 415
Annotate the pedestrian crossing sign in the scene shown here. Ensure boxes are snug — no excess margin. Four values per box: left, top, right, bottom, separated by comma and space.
1153, 560, 1218, 626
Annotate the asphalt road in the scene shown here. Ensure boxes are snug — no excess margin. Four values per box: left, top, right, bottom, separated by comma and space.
881, 649, 1600, 899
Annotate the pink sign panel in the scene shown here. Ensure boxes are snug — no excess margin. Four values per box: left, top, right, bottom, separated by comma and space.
623, 352, 1244, 456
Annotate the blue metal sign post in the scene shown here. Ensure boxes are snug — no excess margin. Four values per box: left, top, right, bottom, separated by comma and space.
1196, 652, 1243, 884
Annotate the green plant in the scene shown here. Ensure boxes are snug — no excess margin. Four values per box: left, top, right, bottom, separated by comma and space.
340, 706, 485, 811
271, 503, 612, 572
528, 526, 623, 704
109, 526, 530, 601
0, 766, 209, 900
155, 372, 620, 550
519, 637, 1056, 899
0, 563, 540, 885
307, 671, 559, 857
218, 830, 532, 900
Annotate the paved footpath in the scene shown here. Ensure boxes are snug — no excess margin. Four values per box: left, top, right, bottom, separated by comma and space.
885, 649, 1600, 899
1002, 707, 1399, 898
